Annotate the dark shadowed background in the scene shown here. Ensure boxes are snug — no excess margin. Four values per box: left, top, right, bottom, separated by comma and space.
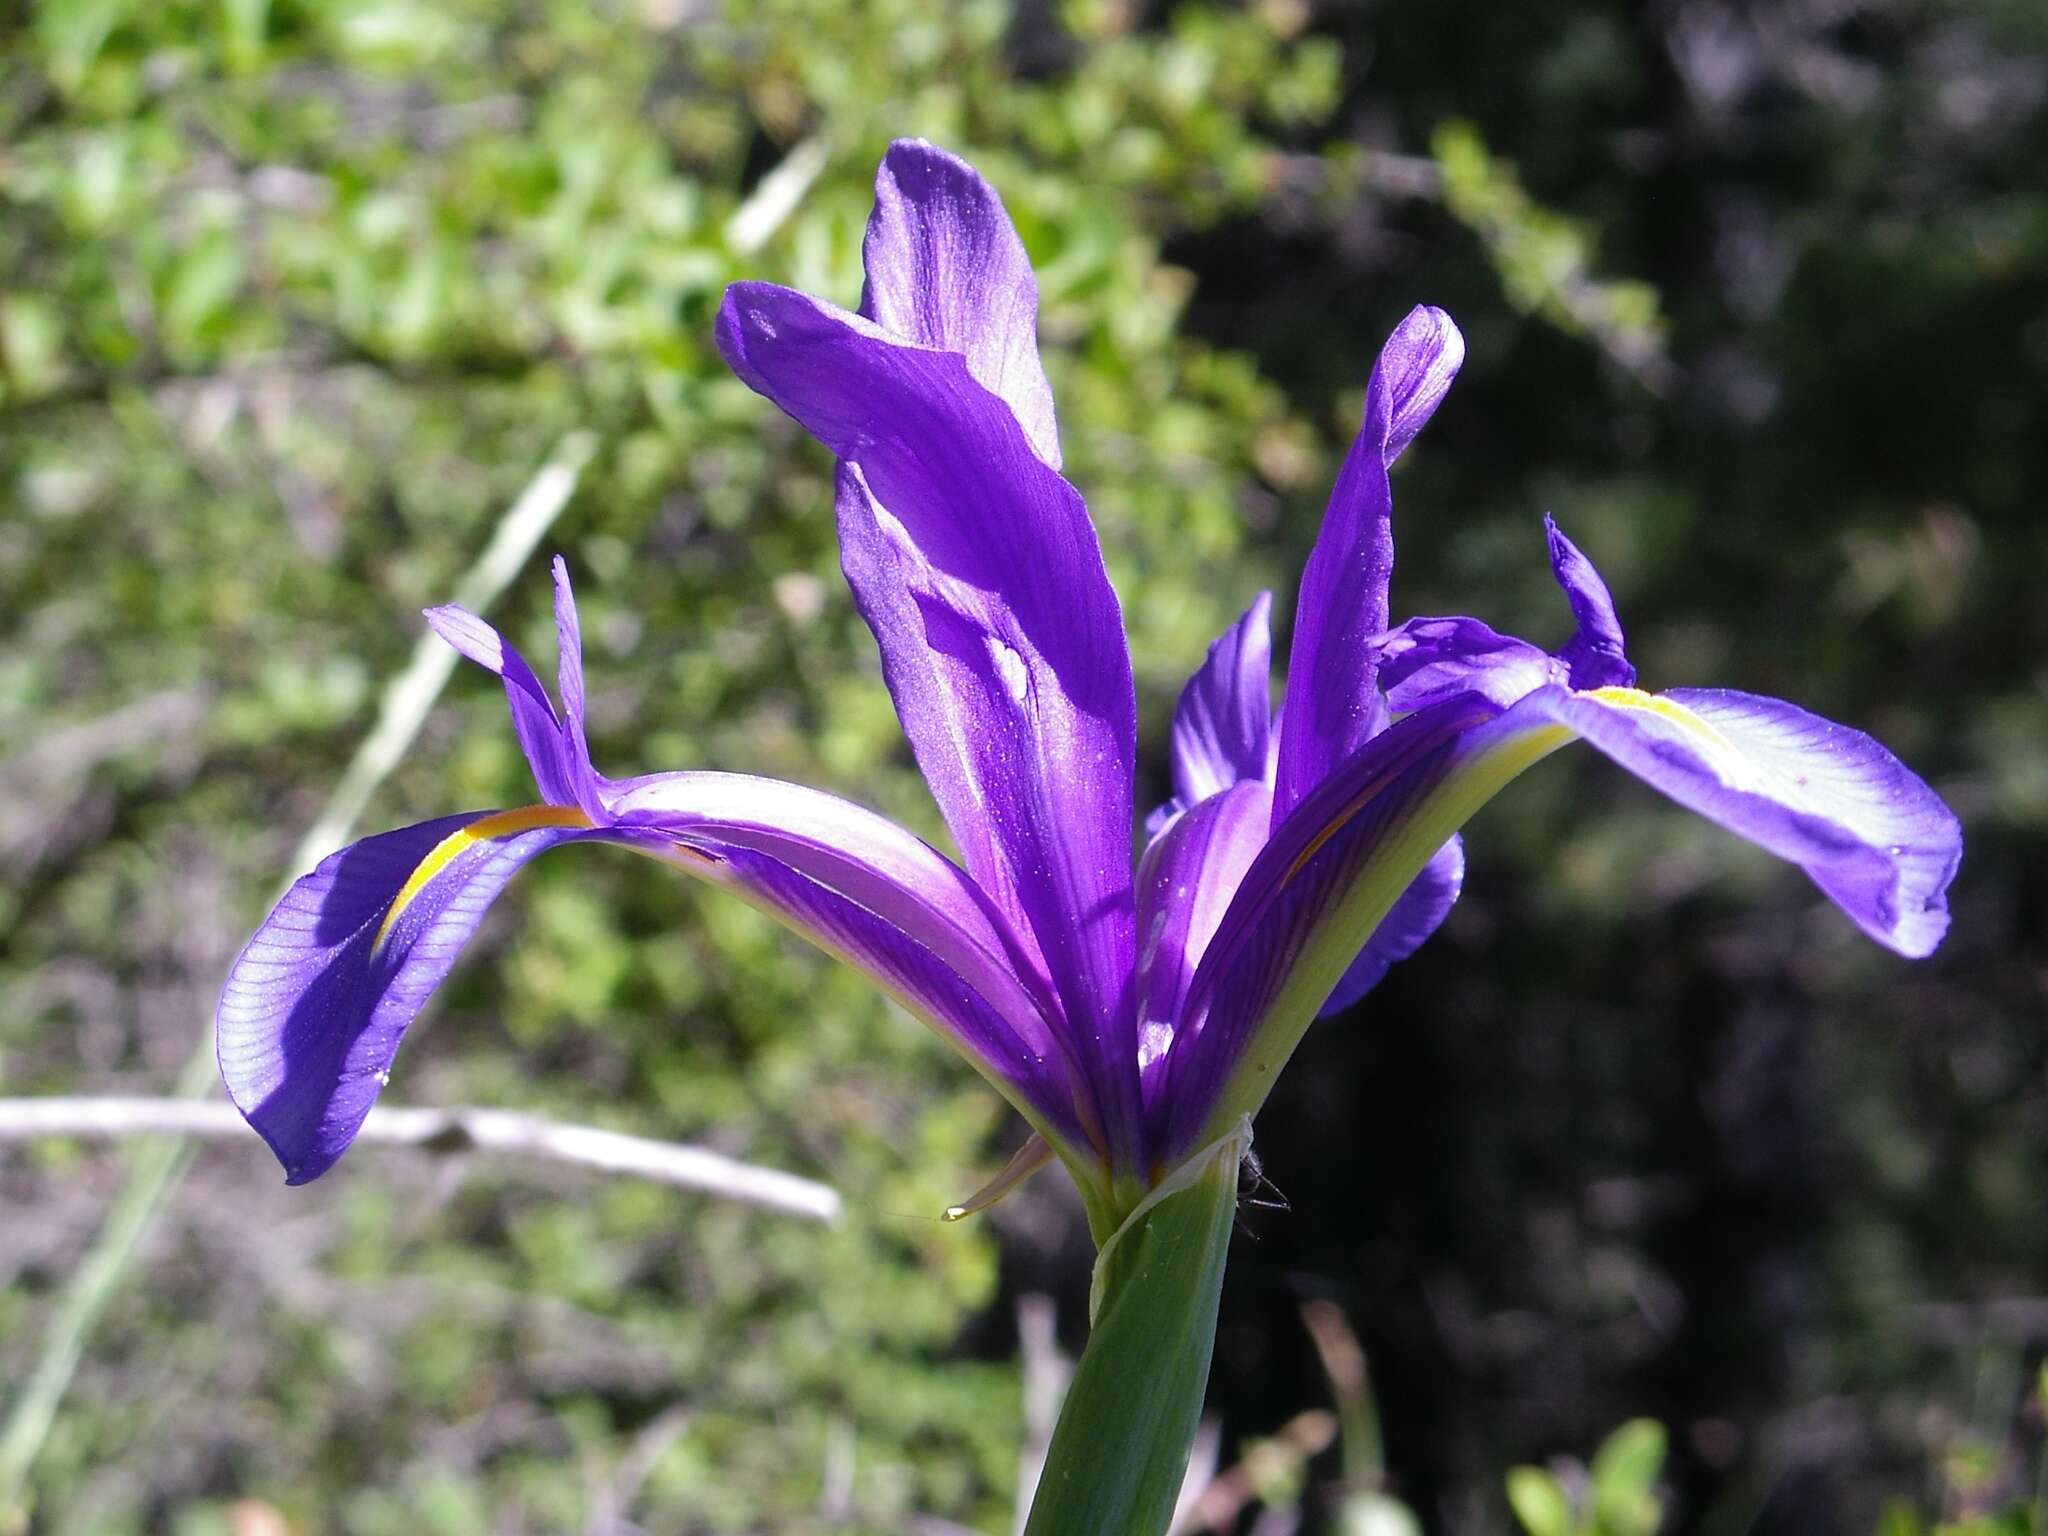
3, 0, 2042, 1531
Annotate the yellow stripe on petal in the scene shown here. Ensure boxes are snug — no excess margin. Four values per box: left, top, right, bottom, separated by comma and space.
1580, 686, 1764, 792
372, 804, 593, 954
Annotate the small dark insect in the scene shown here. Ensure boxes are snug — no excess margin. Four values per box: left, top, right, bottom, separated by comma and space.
1234, 1147, 1290, 1237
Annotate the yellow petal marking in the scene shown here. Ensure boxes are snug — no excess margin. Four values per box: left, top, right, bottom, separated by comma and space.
1579, 685, 1764, 792
372, 803, 593, 954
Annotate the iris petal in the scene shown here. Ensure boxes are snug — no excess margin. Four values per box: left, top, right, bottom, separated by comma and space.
422, 606, 585, 810
547, 556, 609, 821
1274, 306, 1464, 821
1377, 616, 1563, 713
1521, 684, 1960, 957
218, 809, 600, 1183
1132, 779, 1272, 1112
1545, 517, 1635, 690
1161, 673, 1962, 1155
859, 138, 1062, 470
1168, 593, 1274, 809
716, 284, 1142, 1163
219, 794, 1093, 1183
1318, 833, 1465, 1016
651, 839, 1088, 1149
605, 770, 1064, 1061
1161, 696, 1541, 1154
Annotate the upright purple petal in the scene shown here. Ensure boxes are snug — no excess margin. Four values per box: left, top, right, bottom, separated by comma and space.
1274, 306, 1464, 822
1131, 779, 1272, 1114
218, 807, 601, 1183
1170, 593, 1275, 809
1520, 684, 1960, 957
423, 605, 586, 810
1163, 696, 1515, 1155
643, 838, 1088, 1150
1317, 834, 1465, 1016
1546, 517, 1635, 690
547, 557, 609, 820
716, 286, 1140, 1162
1159, 695, 1561, 1157
859, 139, 1061, 470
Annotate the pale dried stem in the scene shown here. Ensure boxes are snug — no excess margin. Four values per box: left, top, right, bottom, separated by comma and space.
0, 1098, 839, 1222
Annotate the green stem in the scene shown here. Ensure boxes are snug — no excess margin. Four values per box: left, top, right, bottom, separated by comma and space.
1022, 1121, 1247, 1536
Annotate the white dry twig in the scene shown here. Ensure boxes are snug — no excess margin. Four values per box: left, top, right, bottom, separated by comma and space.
724, 137, 829, 256
0, 1097, 840, 1223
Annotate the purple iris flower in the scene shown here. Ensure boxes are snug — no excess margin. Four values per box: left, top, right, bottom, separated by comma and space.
218, 141, 1960, 1232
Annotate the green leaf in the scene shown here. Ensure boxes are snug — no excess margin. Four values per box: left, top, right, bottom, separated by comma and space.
1589, 1417, 1665, 1535
1505, 1467, 1574, 1536
1022, 1122, 1247, 1536
0, 296, 67, 400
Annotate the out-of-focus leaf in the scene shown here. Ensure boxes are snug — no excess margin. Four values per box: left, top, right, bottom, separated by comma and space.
1506, 1466, 1575, 1536
1588, 1418, 1665, 1535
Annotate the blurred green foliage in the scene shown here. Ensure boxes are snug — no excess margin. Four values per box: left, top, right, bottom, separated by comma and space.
4, 0, 2044, 1531
1507, 1420, 1666, 1536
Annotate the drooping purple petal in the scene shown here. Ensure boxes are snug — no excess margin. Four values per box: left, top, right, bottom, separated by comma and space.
1377, 616, 1565, 713
1131, 779, 1272, 1113
1170, 593, 1274, 809
1160, 664, 1963, 1155
1317, 834, 1465, 1016
423, 605, 587, 811
1516, 683, 1960, 957
640, 838, 1088, 1149
859, 138, 1062, 470
605, 770, 1062, 1059
716, 283, 1141, 1163
219, 793, 1092, 1184
217, 807, 602, 1183
1275, 306, 1465, 822
1546, 517, 1635, 690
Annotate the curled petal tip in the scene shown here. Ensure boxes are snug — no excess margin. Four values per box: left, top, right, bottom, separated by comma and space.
712, 281, 796, 383
422, 604, 503, 671
1543, 517, 1635, 690
1380, 305, 1466, 461
1395, 302, 1463, 351
880, 136, 965, 175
